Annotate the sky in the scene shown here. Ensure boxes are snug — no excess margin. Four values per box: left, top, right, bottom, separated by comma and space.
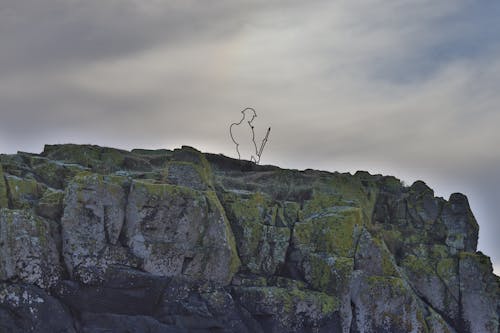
0, 0, 499, 274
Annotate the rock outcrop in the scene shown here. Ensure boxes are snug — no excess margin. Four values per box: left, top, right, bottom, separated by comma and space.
0, 144, 498, 333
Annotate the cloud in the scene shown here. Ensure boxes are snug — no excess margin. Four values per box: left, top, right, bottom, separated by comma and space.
0, 0, 499, 273
0, 0, 255, 75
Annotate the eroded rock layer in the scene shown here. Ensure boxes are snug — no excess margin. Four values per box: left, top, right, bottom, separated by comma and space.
0, 144, 498, 333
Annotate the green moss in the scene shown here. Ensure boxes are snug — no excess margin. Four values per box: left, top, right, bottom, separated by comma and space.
237, 275, 268, 287
41, 144, 147, 173
72, 173, 127, 200
268, 276, 306, 289
0, 209, 49, 248
307, 254, 353, 295
224, 192, 265, 227
309, 254, 333, 292
417, 309, 430, 333
43, 144, 102, 167
302, 192, 342, 218
238, 193, 266, 221
205, 190, 241, 277
381, 228, 402, 255
459, 251, 494, 274
32, 160, 62, 188
288, 287, 339, 315
294, 207, 362, 257
330, 173, 379, 220
401, 255, 434, 277
36, 189, 65, 220
133, 179, 198, 199
41, 189, 63, 204
166, 161, 213, 190
430, 245, 450, 259
5, 176, 44, 209
283, 201, 301, 226
170, 147, 214, 187
425, 309, 451, 333
367, 276, 407, 299
101, 150, 126, 169
381, 176, 403, 192
219, 191, 291, 275
34, 214, 47, 246
28, 157, 87, 190
436, 258, 456, 281
131, 148, 172, 156
198, 153, 215, 188
0, 164, 8, 208
371, 237, 399, 276
246, 286, 340, 315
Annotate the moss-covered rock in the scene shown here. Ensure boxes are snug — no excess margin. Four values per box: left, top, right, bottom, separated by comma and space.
41, 144, 152, 174
221, 191, 290, 275
424, 308, 455, 333
0, 283, 76, 333
165, 161, 212, 191
441, 193, 479, 253
294, 206, 362, 257
398, 244, 461, 325
459, 252, 498, 333
125, 180, 240, 285
354, 228, 399, 277
0, 209, 61, 289
350, 272, 428, 333
5, 175, 45, 209
0, 154, 30, 178
406, 180, 442, 226
232, 284, 340, 332
0, 144, 496, 333
42, 144, 103, 167
31, 158, 86, 189
0, 164, 8, 209
61, 173, 129, 283
36, 188, 65, 220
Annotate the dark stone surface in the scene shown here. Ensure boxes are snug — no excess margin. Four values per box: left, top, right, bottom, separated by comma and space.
80, 313, 184, 333
0, 283, 76, 333
54, 266, 168, 316
0, 144, 498, 333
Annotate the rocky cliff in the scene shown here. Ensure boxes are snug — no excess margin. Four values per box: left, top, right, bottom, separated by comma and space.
0, 144, 498, 333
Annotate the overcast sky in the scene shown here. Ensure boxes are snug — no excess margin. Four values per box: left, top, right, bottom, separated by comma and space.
1, 0, 499, 274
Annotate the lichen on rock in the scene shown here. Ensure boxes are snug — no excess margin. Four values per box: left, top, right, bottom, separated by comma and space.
221, 191, 290, 275
0, 144, 497, 333
0, 164, 9, 209
125, 180, 240, 285
61, 173, 129, 283
0, 209, 61, 289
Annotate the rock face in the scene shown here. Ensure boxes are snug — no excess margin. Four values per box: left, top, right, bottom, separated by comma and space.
0, 144, 498, 333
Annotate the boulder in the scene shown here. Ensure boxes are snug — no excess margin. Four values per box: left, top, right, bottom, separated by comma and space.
61, 173, 130, 283
54, 266, 168, 316
0, 209, 61, 289
441, 193, 479, 253
0, 283, 75, 333
4, 175, 45, 209
221, 191, 290, 275
125, 180, 240, 285
0, 164, 8, 208
350, 272, 428, 333
459, 252, 498, 333
0, 144, 497, 333
233, 284, 341, 332
79, 313, 183, 333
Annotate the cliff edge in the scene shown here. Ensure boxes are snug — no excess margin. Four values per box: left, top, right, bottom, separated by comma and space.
0, 144, 498, 333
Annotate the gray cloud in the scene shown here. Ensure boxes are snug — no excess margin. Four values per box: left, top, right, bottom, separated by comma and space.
1, 0, 499, 272
0, 0, 254, 74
